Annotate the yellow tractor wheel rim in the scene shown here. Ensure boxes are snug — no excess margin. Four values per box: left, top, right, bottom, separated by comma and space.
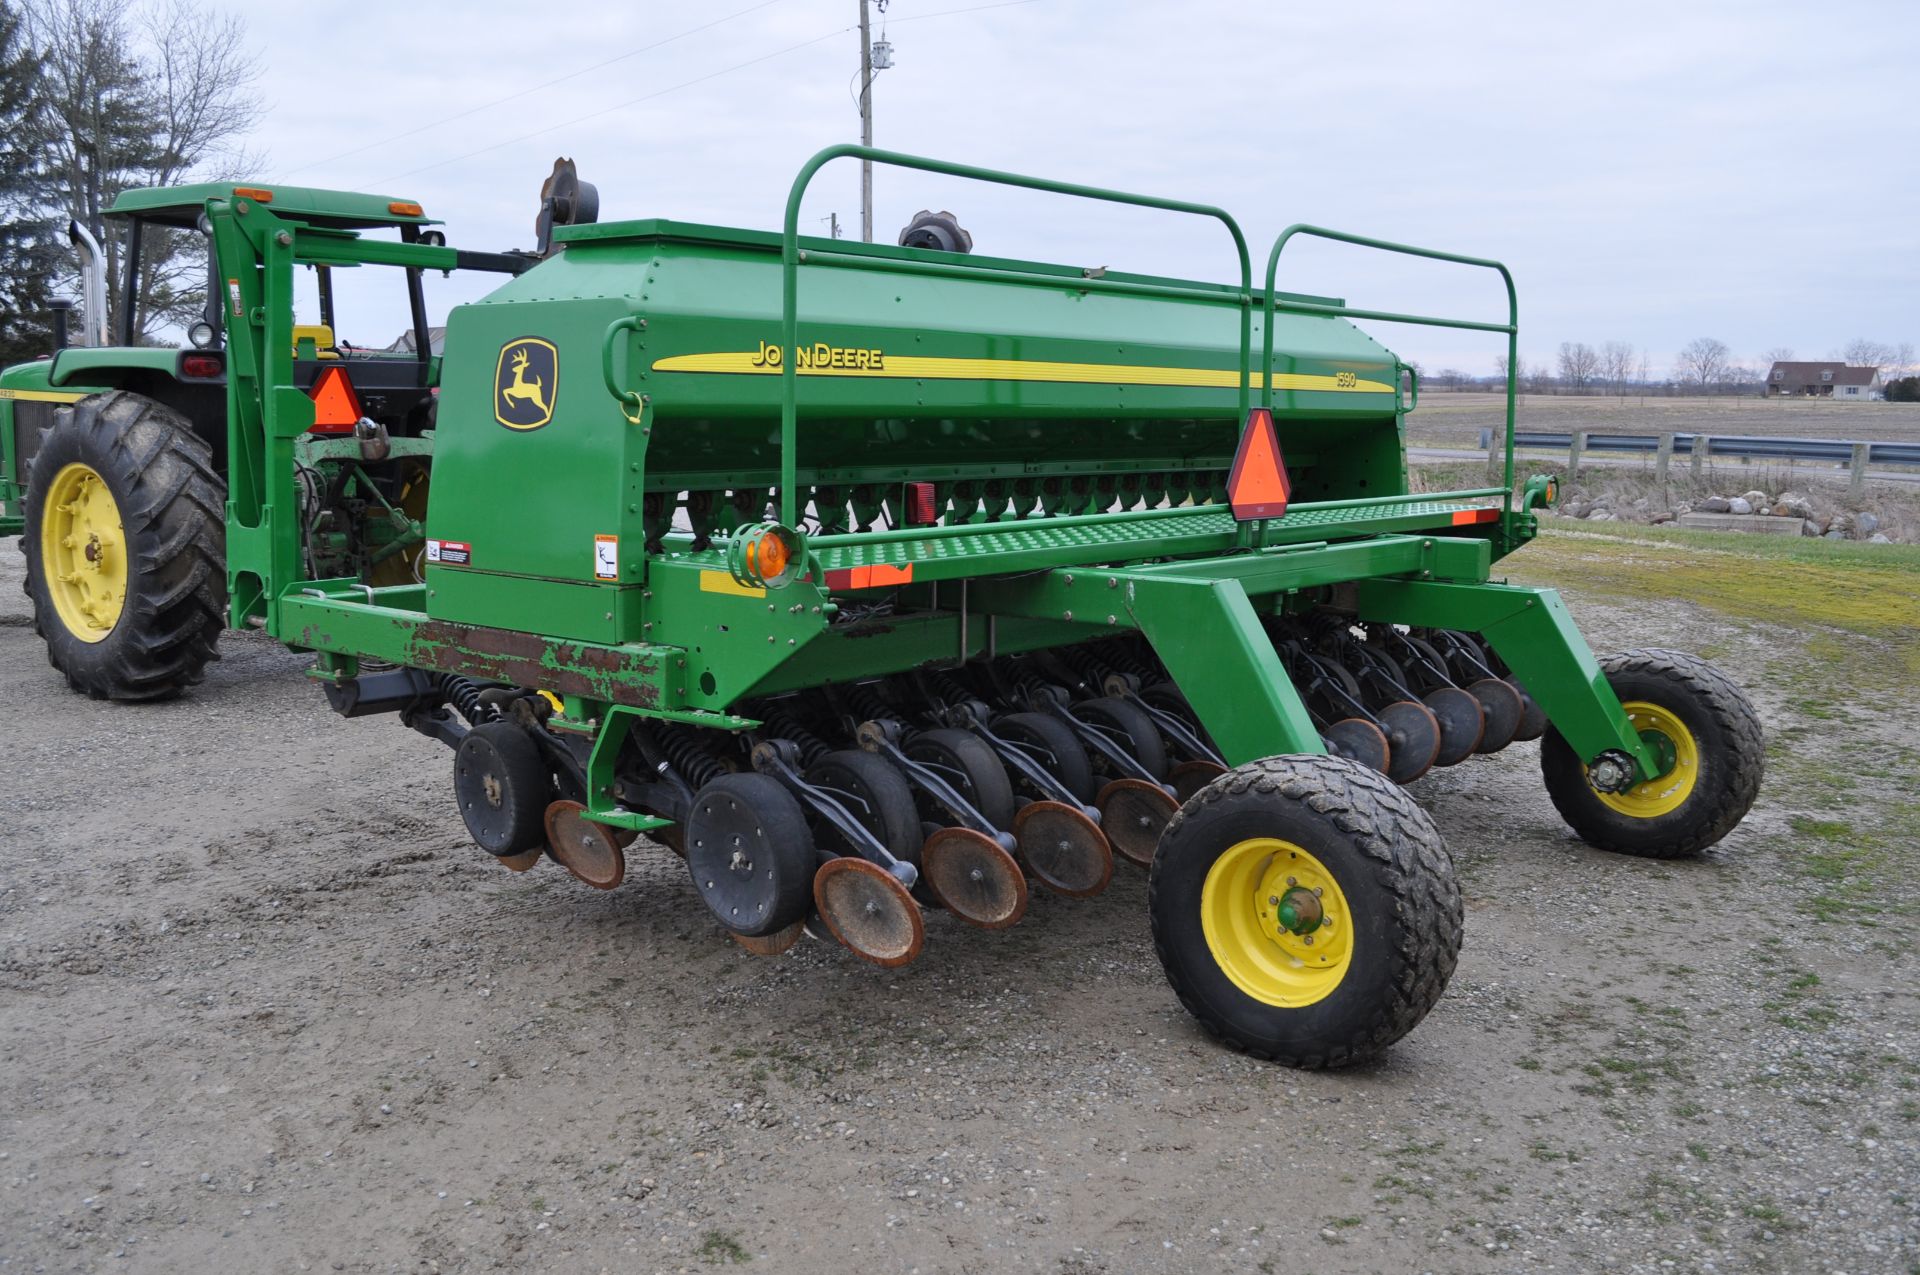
1595, 701, 1699, 818
40, 462, 128, 643
1199, 837, 1354, 1008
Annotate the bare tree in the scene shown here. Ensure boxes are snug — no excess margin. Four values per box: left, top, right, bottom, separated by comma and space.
1761, 345, 1795, 365
1675, 337, 1731, 392
1494, 352, 1526, 393
1599, 341, 1636, 397
28, 0, 258, 339
1556, 341, 1599, 393
1837, 338, 1912, 378
1434, 367, 1467, 390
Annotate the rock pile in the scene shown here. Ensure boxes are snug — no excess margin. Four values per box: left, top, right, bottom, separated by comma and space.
1554, 487, 1894, 542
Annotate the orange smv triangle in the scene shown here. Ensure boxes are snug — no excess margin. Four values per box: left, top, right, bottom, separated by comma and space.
308, 365, 362, 435
1228, 407, 1291, 521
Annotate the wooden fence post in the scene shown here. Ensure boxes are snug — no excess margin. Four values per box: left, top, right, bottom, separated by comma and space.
1849, 443, 1870, 501
1655, 433, 1673, 499
1690, 435, 1707, 483
1568, 430, 1586, 479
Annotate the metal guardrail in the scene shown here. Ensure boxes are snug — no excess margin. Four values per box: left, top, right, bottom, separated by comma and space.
1474, 429, 1920, 467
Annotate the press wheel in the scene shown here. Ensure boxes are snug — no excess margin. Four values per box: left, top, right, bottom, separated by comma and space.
994, 711, 1096, 803
1169, 759, 1229, 803
1377, 701, 1441, 784
805, 748, 922, 864
1320, 718, 1389, 775
922, 827, 1029, 928
731, 918, 805, 957
543, 799, 626, 889
1075, 696, 1170, 781
454, 721, 552, 856
1508, 677, 1548, 741
813, 857, 925, 967
905, 728, 1017, 829
1097, 777, 1180, 868
1422, 687, 1485, 767
1468, 678, 1525, 754
1012, 800, 1114, 897
686, 773, 817, 937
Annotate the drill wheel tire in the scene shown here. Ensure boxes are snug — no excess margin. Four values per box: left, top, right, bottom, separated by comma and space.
813, 857, 926, 967
1012, 800, 1114, 897
1076, 696, 1170, 781
923, 827, 1030, 927
21, 392, 225, 702
1540, 650, 1764, 859
454, 721, 553, 857
805, 749, 923, 865
1148, 755, 1464, 1069
904, 728, 1017, 829
543, 800, 626, 890
994, 711, 1097, 803
685, 773, 817, 937
1422, 687, 1485, 767
1378, 701, 1442, 785
1320, 718, 1390, 775
1097, 778, 1180, 868
1468, 678, 1525, 754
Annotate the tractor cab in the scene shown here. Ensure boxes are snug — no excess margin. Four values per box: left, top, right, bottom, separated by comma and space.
87, 182, 452, 442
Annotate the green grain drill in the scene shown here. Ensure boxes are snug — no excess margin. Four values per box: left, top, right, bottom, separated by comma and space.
1, 148, 1764, 1067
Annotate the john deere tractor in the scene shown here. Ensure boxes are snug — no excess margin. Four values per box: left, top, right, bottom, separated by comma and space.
1, 148, 1763, 1067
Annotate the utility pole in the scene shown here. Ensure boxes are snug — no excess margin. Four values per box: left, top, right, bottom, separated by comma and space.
858, 0, 874, 242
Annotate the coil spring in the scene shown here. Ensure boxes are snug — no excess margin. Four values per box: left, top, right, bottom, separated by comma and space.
656, 725, 727, 789
845, 681, 912, 738
921, 669, 972, 708
434, 673, 493, 725
761, 709, 832, 769
1056, 644, 1118, 693
1099, 637, 1164, 684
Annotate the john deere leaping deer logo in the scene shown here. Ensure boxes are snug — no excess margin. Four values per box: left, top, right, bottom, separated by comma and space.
494, 337, 558, 431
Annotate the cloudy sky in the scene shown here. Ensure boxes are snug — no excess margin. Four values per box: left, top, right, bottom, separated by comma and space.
222, 0, 1916, 377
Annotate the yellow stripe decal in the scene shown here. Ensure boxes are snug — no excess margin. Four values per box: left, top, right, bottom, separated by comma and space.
699, 570, 765, 598
650, 351, 1392, 395
0, 388, 89, 403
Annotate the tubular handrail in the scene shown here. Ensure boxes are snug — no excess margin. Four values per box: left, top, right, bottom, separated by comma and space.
1260, 225, 1519, 506
779, 144, 1255, 526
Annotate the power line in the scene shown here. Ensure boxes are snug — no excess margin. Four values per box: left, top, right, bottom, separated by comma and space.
887, 0, 1042, 23
378, 27, 852, 183
280, 0, 792, 179
374, 0, 1049, 186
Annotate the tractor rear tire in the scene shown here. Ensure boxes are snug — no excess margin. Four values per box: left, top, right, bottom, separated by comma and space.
1148, 754, 1462, 1069
22, 391, 224, 701
1540, 649, 1763, 859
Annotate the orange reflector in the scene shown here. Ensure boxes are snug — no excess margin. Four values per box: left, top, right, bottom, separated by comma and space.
308, 365, 362, 434
745, 530, 790, 582
233, 186, 274, 203
1227, 407, 1291, 521
388, 201, 424, 217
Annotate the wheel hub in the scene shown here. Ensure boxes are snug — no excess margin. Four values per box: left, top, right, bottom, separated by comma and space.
41, 462, 128, 641
1200, 838, 1355, 1008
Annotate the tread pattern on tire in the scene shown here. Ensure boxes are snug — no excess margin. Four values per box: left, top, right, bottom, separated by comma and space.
22, 392, 224, 701
1148, 754, 1464, 1069
1540, 649, 1764, 859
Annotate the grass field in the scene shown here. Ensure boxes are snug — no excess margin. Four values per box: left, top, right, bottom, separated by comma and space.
1408, 391, 1920, 449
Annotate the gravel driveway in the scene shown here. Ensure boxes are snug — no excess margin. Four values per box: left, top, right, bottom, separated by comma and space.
2, 540, 1914, 1275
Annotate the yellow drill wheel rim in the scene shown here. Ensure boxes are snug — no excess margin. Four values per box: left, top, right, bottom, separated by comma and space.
1199, 837, 1354, 1008
40, 462, 128, 642
1595, 701, 1699, 817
